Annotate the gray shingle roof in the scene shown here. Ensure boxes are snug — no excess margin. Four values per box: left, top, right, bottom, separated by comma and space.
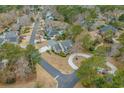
46, 11, 54, 20
5, 31, 18, 43
100, 25, 117, 32
51, 40, 73, 54
61, 40, 73, 52
53, 44, 62, 53
48, 40, 57, 47
46, 26, 58, 37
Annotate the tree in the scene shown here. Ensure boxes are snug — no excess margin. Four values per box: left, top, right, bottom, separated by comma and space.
103, 30, 114, 43
68, 25, 83, 40
93, 45, 111, 57
25, 44, 40, 72
119, 14, 124, 22
56, 25, 83, 41
77, 55, 106, 87
81, 33, 95, 51
0, 43, 40, 84
112, 69, 124, 87
56, 6, 84, 23
118, 32, 124, 45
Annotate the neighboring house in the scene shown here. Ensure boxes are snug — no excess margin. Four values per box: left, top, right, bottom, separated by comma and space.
48, 40, 73, 55
45, 26, 65, 39
99, 25, 117, 34
90, 21, 105, 31
45, 11, 54, 21
45, 21, 69, 39
45, 26, 58, 39
4, 31, 19, 44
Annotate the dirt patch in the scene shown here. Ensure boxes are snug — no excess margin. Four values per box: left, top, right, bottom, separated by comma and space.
41, 52, 73, 74
36, 64, 57, 88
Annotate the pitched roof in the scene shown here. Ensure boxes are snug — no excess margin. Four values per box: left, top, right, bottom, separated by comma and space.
100, 25, 117, 32
5, 31, 18, 43
52, 40, 73, 54
53, 43, 62, 52
48, 40, 57, 47
46, 11, 54, 20
46, 26, 58, 37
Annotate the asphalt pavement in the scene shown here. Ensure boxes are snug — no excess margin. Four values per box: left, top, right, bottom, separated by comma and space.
29, 14, 80, 88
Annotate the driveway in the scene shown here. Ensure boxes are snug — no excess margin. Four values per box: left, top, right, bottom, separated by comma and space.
68, 53, 92, 70
39, 46, 51, 53
29, 13, 79, 88
106, 60, 117, 75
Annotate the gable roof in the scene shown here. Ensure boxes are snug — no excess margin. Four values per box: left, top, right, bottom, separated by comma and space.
46, 11, 54, 20
5, 31, 18, 43
46, 26, 58, 37
48, 40, 57, 47
100, 25, 117, 32
51, 40, 73, 54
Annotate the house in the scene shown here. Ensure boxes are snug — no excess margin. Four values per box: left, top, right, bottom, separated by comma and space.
45, 26, 58, 39
45, 11, 54, 21
99, 25, 117, 34
4, 31, 19, 44
90, 21, 105, 31
48, 40, 73, 55
45, 25, 65, 39
45, 21, 69, 39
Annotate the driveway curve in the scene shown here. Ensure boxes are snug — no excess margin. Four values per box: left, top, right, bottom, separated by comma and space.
68, 53, 92, 70
106, 60, 117, 75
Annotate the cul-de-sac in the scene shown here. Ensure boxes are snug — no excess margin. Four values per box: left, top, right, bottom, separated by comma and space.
0, 5, 124, 88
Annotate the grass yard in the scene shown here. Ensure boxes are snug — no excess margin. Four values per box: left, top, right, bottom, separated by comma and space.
36, 64, 57, 88
41, 52, 73, 74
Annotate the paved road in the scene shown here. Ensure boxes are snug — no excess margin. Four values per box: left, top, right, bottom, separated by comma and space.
29, 21, 39, 45
29, 14, 79, 88
29, 14, 118, 87
57, 71, 79, 88
39, 58, 62, 77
